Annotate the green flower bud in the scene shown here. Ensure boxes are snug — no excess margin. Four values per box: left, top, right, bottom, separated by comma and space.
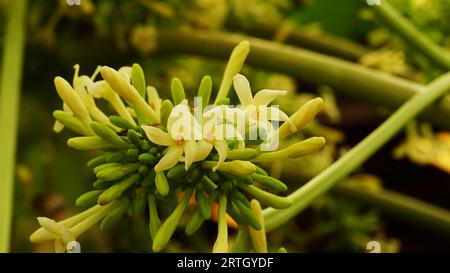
91, 121, 131, 149
96, 162, 140, 181
232, 190, 250, 207
212, 195, 228, 253
126, 148, 139, 160
166, 164, 186, 179
278, 247, 288, 253
214, 97, 230, 106
196, 191, 211, 220
53, 110, 88, 135
93, 162, 120, 174
105, 152, 128, 163
171, 78, 186, 105
68, 136, 114, 150
140, 140, 151, 151
87, 154, 108, 169
149, 147, 159, 155
238, 184, 291, 209
251, 173, 288, 192
155, 171, 169, 197
93, 179, 117, 189
185, 210, 205, 236
160, 100, 173, 130
201, 175, 218, 192
109, 115, 138, 130
100, 198, 130, 231
75, 190, 103, 207
148, 194, 161, 240
127, 129, 142, 148
133, 188, 147, 215
197, 75, 212, 109
131, 63, 146, 99
236, 175, 252, 185
227, 148, 258, 160
203, 160, 256, 176
98, 174, 141, 205
248, 199, 267, 253
234, 199, 261, 230
152, 188, 193, 252
138, 153, 156, 165
255, 165, 268, 176
138, 165, 149, 175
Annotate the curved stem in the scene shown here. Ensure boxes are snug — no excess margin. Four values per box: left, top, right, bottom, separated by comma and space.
371, 0, 450, 71
263, 72, 450, 232
0, 0, 27, 253
156, 28, 450, 130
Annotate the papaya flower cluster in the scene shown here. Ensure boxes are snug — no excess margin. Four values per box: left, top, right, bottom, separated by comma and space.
29, 41, 326, 253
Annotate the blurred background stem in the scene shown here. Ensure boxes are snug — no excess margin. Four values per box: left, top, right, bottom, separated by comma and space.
371, 0, 450, 71
262, 72, 450, 232
0, 0, 27, 252
156, 28, 450, 130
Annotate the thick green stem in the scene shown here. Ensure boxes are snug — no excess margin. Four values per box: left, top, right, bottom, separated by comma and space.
371, 0, 450, 71
0, 0, 27, 252
263, 72, 450, 231
156, 28, 450, 129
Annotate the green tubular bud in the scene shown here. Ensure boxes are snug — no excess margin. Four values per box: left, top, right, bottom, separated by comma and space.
166, 164, 186, 179
141, 171, 156, 188
219, 181, 233, 192
93, 179, 117, 189
250, 173, 288, 192
227, 148, 258, 160
126, 148, 139, 160
251, 137, 326, 162
160, 100, 173, 130
138, 165, 149, 175
232, 190, 250, 207
98, 174, 141, 205
201, 175, 218, 192
248, 199, 267, 253
152, 188, 193, 252
238, 184, 291, 209
133, 188, 147, 215
215, 40, 250, 103
185, 210, 205, 236
91, 121, 131, 149
138, 153, 156, 165
214, 97, 230, 106
68, 136, 114, 150
202, 160, 256, 176
105, 152, 128, 163
155, 171, 169, 197
109, 115, 138, 130
207, 171, 220, 182
140, 140, 151, 151
189, 168, 200, 180
148, 194, 161, 240
227, 200, 247, 225
235, 199, 261, 230
96, 162, 140, 181
255, 165, 268, 176
149, 147, 159, 155
170, 78, 186, 105
75, 190, 103, 207
196, 191, 211, 219
100, 198, 130, 231
197, 75, 212, 109
236, 175, 252, 185
53, 110, 88, 135
212, 195, 228, 253
131, 63, 146, 99
87, 154, 108, 169
127, 129, 142, 148
93, 162, 120, 174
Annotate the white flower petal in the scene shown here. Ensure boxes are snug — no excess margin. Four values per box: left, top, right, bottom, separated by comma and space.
253, 89, 287, 106
213, 140, 229, 171
194, 140, 214, 161
142, 126, 173, 146
233, 74, 253, 107
266, 106, 296, 132
155, 145, 184, 172
183, 140, 197, 170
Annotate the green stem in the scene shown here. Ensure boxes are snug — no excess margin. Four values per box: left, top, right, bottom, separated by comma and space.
0, 0, 27, 253
156, 28, 450, 130
371, 0, 450, 71
263, 72, 450, 232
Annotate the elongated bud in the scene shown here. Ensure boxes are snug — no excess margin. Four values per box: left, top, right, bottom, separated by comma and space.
138, 153, 156, 165
166, 164, 187, 179
160, 99, 173, 130
105, 152, 128, 163
37, 217, 62, 235
248, 199, 267, 253
239, 184, 291, 209
215, 41, 250, 103
277, 98, 323, 140
227, 148, 258, 160
90, 121, 131, 149
197, 76, 212, 109
93, 162, 121, 174
196, 191, 211, 219
255, 165, 268, 176
93, 179, 117, 189
95, 162, 140, 181
171, 78, 186, 105
53, 110, 89, 135
109, 115, 138, 130
214, 97, 230, 106
155, 171, 170, 197
100, 198, 129, 231
133, 188, 147, 215
76, 190, 104, 207
87, 154, 108, 169
148, 194, 161, 240
212, 195, 228, 253
152, 189, 193, 252
185, 210, 205, 236
67, 136, 114, 150
131, 63, 146, 98
251, 173, 288, 192
252, 137, 326, 162
98, 174, 140, 205
100, 66, 158, 125
54, 76, 93, 132
202, 160, 256, 176
234, 199, 261, 230
127, 129, 142, 148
